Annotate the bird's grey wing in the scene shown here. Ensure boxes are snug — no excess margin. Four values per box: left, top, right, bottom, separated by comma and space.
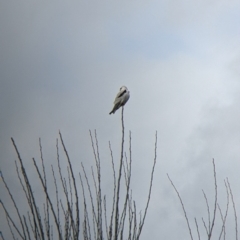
114, 89, 126, 104
117, 89, 127, 98
109, 99, 122, 114
119, 92, 129, 106
113, 96, 122, 105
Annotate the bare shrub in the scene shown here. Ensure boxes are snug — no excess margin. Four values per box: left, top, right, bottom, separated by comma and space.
168, 159, 238, 240
0, 107, 157, 240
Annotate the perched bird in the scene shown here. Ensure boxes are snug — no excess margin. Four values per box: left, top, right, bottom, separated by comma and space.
109, 86, 130, 114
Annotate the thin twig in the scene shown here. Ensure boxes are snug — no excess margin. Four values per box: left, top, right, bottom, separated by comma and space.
56, 138, 75, 235
79, 171, 91, 240
167, 174, 193, 240
195, 218, 201, 240
136, 131, 157, 239
59, 131, 80, 240
32, 157, 63, 240
1, 200, 24, 239
5, 211, 17, 240
108, 141, 116, 240
39, 138, 50, 239
11, 139, 43, 240
208, 159, 218, 240
114, 106, 125, 240
202, 190, 210, 234
218, 180, 229, 240
118, 132, 133, 236
227, 178, 238, 240
81, 163, 97, 240
0, 171, 26, 239
51, 165, 61, 231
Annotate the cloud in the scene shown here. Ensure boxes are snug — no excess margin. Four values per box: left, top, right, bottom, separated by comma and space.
0, 0, 240, 239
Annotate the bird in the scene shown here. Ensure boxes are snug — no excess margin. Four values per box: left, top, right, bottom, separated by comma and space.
109, 86, 130, 114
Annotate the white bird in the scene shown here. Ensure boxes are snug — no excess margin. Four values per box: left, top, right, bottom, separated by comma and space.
109, 86, 130, 114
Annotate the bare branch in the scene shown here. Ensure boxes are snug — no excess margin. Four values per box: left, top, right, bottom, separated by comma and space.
227, 178, 238, 240
31, 157, 63, 240
1, 200, 24, 239
136, 131, 157, 239
11, 138, 43, 240
108, 141, 116, 240
202, 190, 211, 234
218, 180, 229, 240
195, 218, 201, 240
59, 131, 80, 240
114, 106, 125, 240
208, 158, 218, 240
39, 138, 50, 239
0, 171, 26, 239
167, 174, 193, 240
81, 163, 97, 240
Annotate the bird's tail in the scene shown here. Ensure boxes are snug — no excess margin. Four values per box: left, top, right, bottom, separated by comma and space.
109, 102, 121, 115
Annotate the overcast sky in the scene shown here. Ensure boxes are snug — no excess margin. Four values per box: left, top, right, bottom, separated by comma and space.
1, 0, 240, 239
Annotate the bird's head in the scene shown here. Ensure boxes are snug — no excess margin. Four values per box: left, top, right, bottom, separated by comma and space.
120, 86, 128, 91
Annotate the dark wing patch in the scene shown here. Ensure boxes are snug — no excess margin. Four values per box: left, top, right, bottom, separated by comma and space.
117, 90, 126, 98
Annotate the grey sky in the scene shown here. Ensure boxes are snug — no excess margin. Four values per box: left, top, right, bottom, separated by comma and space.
1, 0, 240, 239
